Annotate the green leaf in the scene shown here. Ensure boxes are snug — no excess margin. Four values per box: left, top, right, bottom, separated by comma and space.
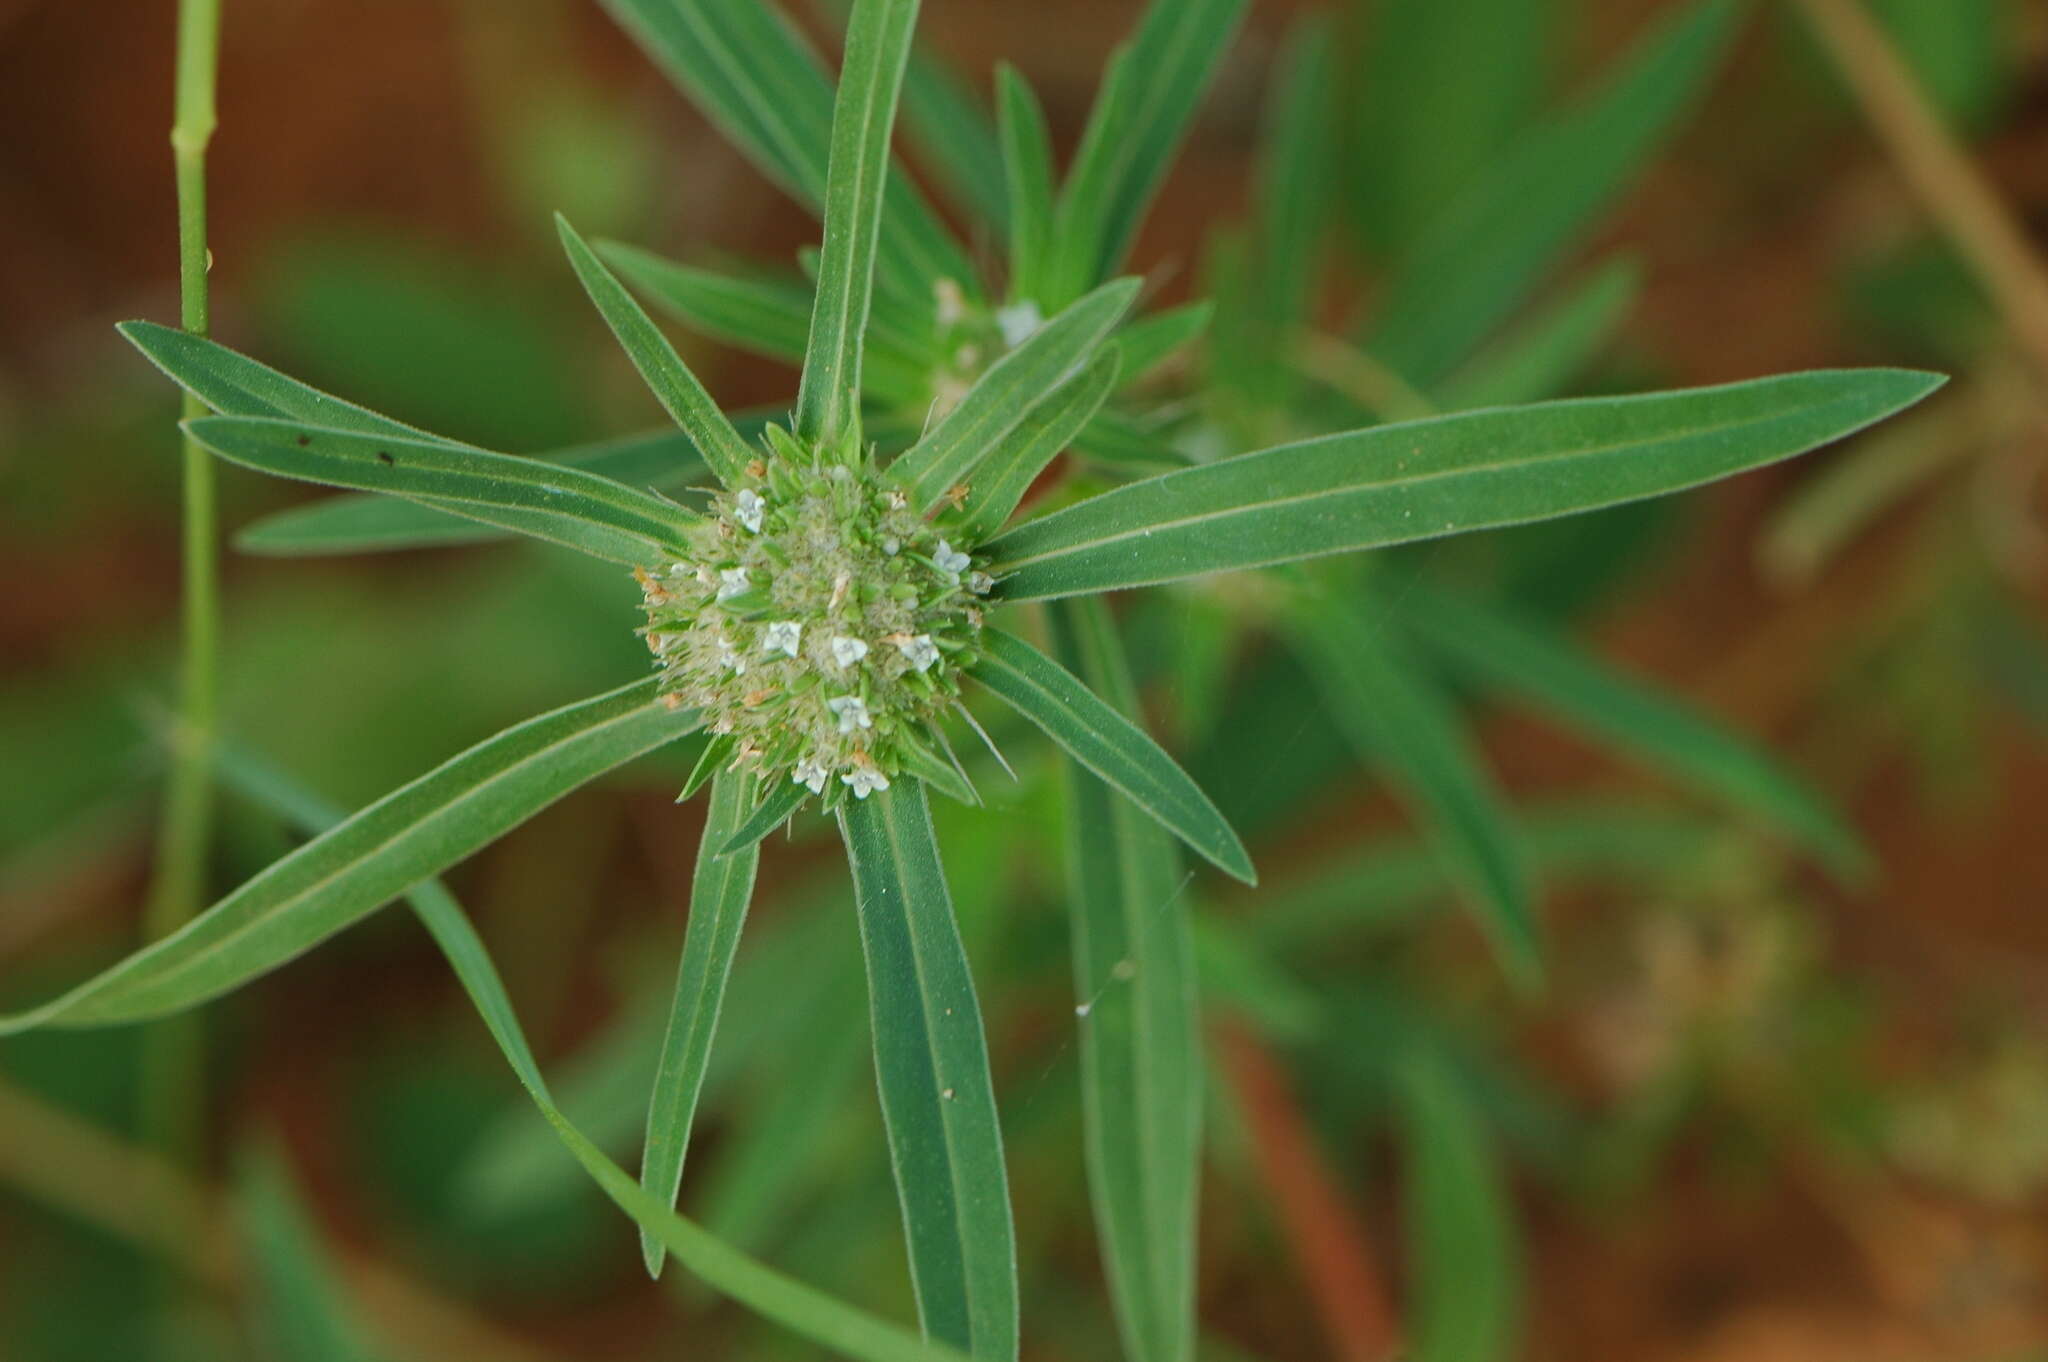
1350, 0, 1552, 256
897, 38, 1008, 230
955, 350, 1121, 542
0, 679, 698, 1033
234, 428, 715, 556
119, 319, 453, 441
595, 0, 972, 304
236, 1146, 379, 1362
971, 628, 1251, 884
193, 745, 966, 1362
596, 243, 936, 406
1368, 0, 1739, 386
894, 278, 1140, 512
1396, 1050, 1521, 1362
1246, 13, 1338, 389
1437, 258, 1640, 411
640, 770, 763, 1277
717, 777, 809, 856
1046, 0, 1249, 305
996, 64, 1056, 305
1399, 584, 1868, 881
837, 783, 1017, 1359
987, 370, 1947, 601
186, 416, 696, 565
1112, 301, 1213, 387
796, 0, 922, 448
1048, 599, 1201, 1362
1286, 589, 1538, 984
558, 215, 757, 486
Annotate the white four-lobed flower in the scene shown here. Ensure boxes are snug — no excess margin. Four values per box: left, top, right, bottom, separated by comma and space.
826, 695, 873, 734
829, 635, 870, 668
761, 620, 802, 657
733, 488, 765, 533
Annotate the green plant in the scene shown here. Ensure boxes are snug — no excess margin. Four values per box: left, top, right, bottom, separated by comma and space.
1, 3, 1941, 1361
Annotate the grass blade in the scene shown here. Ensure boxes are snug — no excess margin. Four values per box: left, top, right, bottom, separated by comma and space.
1437, 258, 1640, 411
1400, 585, 1868, 881
972, 628, 1251, 884
955, 350, 1120, 541
186, 415, 694, 564
236, 1145, 378, 1362
1368, 0, 1739, 387
640, 769, 763, 1278
987, 370, 1946, 601
594, 0, 970, 303
796, 0, 921, 449
0, 679, 698, 1033
1048, 599, 1202, 1362
558, 215, 757, 486
894, 278, 1139, 512
1396, 1050, 1521, 1362
233, 426, 729, 557
1046, 0, 1248, 305
996, 64, 1055, 305
838, 783, 1017, 1359
1286, 591, 1537, 984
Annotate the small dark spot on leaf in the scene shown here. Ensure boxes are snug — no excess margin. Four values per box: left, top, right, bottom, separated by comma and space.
295, 435, 310, 446
377, 451, 395, 465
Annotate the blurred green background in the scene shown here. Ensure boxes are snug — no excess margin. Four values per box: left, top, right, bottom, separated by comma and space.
1, 1, 2046, 1359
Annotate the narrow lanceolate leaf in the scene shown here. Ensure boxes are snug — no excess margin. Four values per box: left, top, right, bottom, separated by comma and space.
996, 64, 1056, 306
558, 215, 756, 486
1049, 599, 1202, 1362
594, 0, 972, 303
718, 777, 810, 856
106, 746, 974, 1362
235, 427, 724, 557
1112, 301, 1213, 386
796, 0, 921, 448
640, 770, 763, 1278
1396, 1051, 1521, 1362
987, 370, 1947, 601
1399, 585, 1869, 881
1369, 0, 1739, 387
894, 278, 1140, 512
236, 1147, 379, 1362
597, 243, 935, 406
1437, 258, 1640, 412
896, 39, 1008, 230
185, 416, 694, 565
955, 350, 1121, 541
1286, 593, 1538, 984
838, 784, 1017, 1359
971, 628, 1252, 884
1046, 0, 1249, 304
0, 679, 699, 1034
119, 320, 452, 442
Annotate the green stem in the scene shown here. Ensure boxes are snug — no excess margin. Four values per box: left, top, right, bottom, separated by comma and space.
141, 0, 223, 1170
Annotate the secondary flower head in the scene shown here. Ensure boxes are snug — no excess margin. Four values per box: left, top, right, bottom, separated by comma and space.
637, 427, 986, 804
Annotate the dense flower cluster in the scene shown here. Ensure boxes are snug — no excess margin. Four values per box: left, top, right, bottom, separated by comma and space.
637, 428, 989, 802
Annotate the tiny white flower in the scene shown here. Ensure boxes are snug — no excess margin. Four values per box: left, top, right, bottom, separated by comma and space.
934, 539, 970, 580
762, 620, 802, 657
996, 300, 1044, 348
733, 489, 765, 533
967, 570, 993, 595
827, 695, 873, 734
882, 536, 901, 556
717, 567, 750, 601
830, 635, 870, 668
715, 638, 747, 675
792, 759, 829, 795
842, 766, 891, 799
897, 634, 939, 672
935, 278, 968, 328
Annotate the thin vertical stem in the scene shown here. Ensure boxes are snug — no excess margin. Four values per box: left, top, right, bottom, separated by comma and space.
141, 0, 224, 1169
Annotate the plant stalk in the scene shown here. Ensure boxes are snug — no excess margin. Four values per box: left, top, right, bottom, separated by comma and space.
140, 0, 224, 1171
